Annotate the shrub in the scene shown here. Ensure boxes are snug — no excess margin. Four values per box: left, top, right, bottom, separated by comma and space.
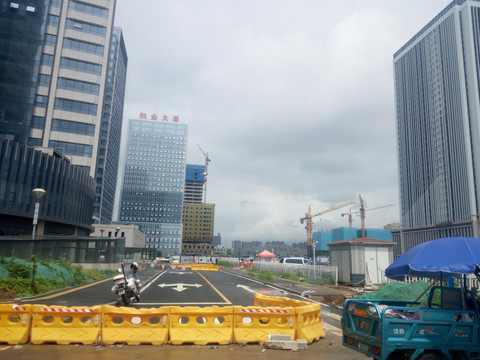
7, 258, 31, 279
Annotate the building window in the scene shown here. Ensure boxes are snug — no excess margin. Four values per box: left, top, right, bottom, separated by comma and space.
51, 119, 95, 136
41, 53, 54, 67
65, 19, 106, 37
45, 34, 57, 46
48, 14, 59, 27
54, 98, 97, 116
50, 0, 62, 8
63, 38, 104, 56
60, 57, 102, 75
68, 0, 109, 18
57, 77, 100, 95
38, 74, 51, 87
35, 95, 48, 108
48, 140, 93, 157
31, 116, 45, 129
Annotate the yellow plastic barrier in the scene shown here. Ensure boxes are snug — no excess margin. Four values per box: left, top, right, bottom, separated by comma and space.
101, 306, 170, 345
30, 305, 101, 344
169, 306, 233, 345
254, 293, 307, 308
254, 293, 325, 343
170, 263, 218, 271
233, 305, 296, 344
0, 304, 32, 344
294, 302, 325, 343
191, 264, 219, 271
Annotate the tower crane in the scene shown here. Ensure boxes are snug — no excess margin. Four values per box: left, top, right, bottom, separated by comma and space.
300, 200, 355, 259
358, 194, 393, 238
196, 144, 210, 204
341, 208, 355, 227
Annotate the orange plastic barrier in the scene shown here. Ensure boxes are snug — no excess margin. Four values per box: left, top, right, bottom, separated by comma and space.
30, 305, 101, 344
0, 304, 32, 344
102, 306, 170, 345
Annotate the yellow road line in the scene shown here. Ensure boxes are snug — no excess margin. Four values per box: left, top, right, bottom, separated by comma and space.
196, 272, 232, 304
2, 276, 114, 303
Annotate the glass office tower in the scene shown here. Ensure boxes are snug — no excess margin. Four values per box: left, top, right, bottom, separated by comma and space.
0, 0, 126, 226
393, 0, 480, 251
0, 0, 50, 144
93, 27, 128, 223
118, 119, 187, 256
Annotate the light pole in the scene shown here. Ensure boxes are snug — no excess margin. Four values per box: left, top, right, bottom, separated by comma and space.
32, 188, 46, 239
312, 241, 318, 282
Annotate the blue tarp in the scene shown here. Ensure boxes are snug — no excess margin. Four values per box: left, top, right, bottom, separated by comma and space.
385, 236, 480, 280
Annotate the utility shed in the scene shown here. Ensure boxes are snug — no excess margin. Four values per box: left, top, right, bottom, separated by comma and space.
328, 238, 395, 285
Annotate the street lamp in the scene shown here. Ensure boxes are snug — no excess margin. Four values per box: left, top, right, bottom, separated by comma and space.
32, 188, 46, 239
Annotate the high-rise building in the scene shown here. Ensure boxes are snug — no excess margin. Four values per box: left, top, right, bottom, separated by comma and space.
393, 0, 480, 255
93, 27, 127, 223
184, 164, 205, 204
0, 0, 125, 227
118, 118, 187, 256
182, 203, 215, 255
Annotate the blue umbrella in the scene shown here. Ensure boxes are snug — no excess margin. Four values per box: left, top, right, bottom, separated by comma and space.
385, 236, 480, 281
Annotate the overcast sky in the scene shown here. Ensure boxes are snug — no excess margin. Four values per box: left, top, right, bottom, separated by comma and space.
114, 1, 452, 246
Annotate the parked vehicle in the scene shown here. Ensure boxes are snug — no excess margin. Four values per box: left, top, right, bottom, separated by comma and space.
111, 262, 141, 305
279, 257, 310, 265
342, 236, 480, 360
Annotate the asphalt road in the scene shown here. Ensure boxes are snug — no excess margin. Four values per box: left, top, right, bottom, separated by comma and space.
0, 265, 366, 359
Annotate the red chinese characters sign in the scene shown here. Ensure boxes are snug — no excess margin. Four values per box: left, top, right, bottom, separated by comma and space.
139, 113, 180, 122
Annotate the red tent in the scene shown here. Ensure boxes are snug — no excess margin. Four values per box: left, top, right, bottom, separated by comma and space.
256, 250, 275, 258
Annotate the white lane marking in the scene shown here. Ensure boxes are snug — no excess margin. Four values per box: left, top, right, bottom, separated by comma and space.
157, 283, 202, 292
236, 284, 256, 293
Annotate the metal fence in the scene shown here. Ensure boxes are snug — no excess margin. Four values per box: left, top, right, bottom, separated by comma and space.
223, 258, 338, 284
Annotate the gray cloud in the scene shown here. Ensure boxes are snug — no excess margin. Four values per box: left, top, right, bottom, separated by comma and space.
115, 0, 451, 245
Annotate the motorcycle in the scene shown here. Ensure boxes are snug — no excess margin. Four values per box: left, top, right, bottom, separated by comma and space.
111, 262, 141, 305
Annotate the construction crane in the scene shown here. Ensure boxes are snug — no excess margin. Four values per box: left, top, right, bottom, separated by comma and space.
300, 200, 355, 259
196, 144, 210, 204
358, 194, 393, 238
341, 208, 355, 227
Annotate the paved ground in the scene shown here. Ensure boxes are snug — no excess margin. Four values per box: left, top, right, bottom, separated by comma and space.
0, 335, 365, 360
0, 265, 366, 359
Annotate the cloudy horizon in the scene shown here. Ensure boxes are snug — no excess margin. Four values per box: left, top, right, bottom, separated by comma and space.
114, 0, 452, 246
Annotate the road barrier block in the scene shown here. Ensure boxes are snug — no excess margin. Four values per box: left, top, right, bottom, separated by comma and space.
191, 264, 219, 271
102, 305, 170, 345
30, 305, 101, 344
169, 306, 233, 345
254, 293, 307, 308
0, 304, 32, 344
294, 303, 325, 343
254, 293, 325, 343
233, 305, 296, 344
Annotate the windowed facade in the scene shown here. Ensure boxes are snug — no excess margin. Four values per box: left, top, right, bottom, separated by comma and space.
0, 139, 95, 236
0, 0, 124, 229
94, 28, 128, 223
393, 0, 480, 254
118, 120, 187, 256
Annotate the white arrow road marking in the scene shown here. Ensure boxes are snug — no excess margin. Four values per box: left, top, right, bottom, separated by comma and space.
236, 284, 256, 294
157, 283, 202, 292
